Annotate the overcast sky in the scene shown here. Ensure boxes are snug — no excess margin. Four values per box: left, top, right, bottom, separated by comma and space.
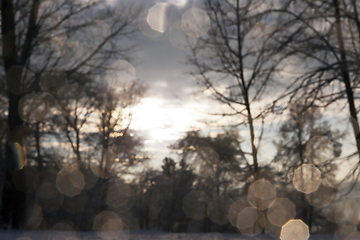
128, 0, 214, 169
120, 0, 358, 180
126, 0, 291, 170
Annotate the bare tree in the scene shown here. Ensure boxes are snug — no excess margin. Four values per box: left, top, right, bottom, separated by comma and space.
271, 0, 360, 158
186, 0, 282, 175
271, 104, 343, 232
95, 79, 147, 177
0, 0, 140, 228
272, 104, 343, 183
264, 0, 360, 193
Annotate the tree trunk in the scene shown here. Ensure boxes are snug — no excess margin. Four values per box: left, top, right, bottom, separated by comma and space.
333, 0, 360, 159
3, 94, 26, 229
247, 106, 259, 174
1, 0, 26, 229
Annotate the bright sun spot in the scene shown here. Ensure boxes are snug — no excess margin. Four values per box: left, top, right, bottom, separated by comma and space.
165, 0, 188, 7
130, 97, 192, 142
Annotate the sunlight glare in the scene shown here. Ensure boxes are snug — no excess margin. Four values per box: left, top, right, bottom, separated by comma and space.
166, 0, 188, 7
130, 97, 192, 142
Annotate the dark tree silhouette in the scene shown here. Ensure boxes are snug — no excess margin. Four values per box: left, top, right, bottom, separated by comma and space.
0, 0, 140, 229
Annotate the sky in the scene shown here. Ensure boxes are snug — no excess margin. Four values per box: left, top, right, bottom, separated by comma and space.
128, 0, 215, 168
125, 0, 289, 170
112, 0, 359, 182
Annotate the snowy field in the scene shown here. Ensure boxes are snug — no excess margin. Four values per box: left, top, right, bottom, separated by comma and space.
0, 231, 334, 240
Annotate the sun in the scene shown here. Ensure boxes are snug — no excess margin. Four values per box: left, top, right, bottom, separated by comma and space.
130, 97, 192, 142
166, 0, 189, 7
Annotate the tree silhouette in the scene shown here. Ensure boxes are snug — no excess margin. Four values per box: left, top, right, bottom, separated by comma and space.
272, 104, 343, 232
0, 0, 140, 229
186, 0, 283, 175
271, 0, 360, 164
172, 130, 251, 195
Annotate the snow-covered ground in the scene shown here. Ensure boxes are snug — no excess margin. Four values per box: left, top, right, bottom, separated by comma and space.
0, 231, 333, 240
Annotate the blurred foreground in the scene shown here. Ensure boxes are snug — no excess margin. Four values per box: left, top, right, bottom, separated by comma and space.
0, 231, 333, 240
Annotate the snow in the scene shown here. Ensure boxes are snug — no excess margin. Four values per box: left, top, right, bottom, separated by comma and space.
0, 231, 334, 240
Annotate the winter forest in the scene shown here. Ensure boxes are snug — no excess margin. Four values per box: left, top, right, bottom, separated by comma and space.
1, 0, 360, 239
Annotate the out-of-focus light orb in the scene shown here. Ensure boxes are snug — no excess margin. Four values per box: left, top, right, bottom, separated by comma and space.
92, 150, 118, 179
181, 8, 210, 38
138, 10, 166, 39
280, 219, 309, 240
19, 94, 47, 123
147, 3, 169, 33
265, 219, 281, 238
305, 136, 333, 165
207, 195, 232, 225
51, 222, 79, 240
344, 198, 360, 225
169, 21, 197, 50
267, 198, 296, 227
93, 211, 126, 240
183, 190, 211, 220
249, 179, 276, 200
105, 181, 133, 210
106, 60, 136, 89
103, 149, 119, 175
86, 19, 111, 48
62, 191, 89, 214
346, 232, 360, 240
247, 179, 276, 210
323, 163, 348, 189
324, 197, 360, 226
36, 182, 63, 212
236, 207, 266, 236
59, 35, 79, 58
6, 65, 33, 95
334, 225, 357, 240
227, 199, 251, 226
81, 166, 99, 190
292, 164, 321, 194
101, 219, 123, 239
305, 180, 334, 208
52, 221, 76, 231
25, 204, 43, 230
39, 25, 67, 52
322, 199, 348, 224
40, 68, 68, 97
56, 167, 85, 197
236, 207, 259, 229
90, 159, 111, 179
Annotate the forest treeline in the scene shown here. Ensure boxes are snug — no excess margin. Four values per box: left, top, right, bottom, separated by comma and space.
0, 0, 360, 237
